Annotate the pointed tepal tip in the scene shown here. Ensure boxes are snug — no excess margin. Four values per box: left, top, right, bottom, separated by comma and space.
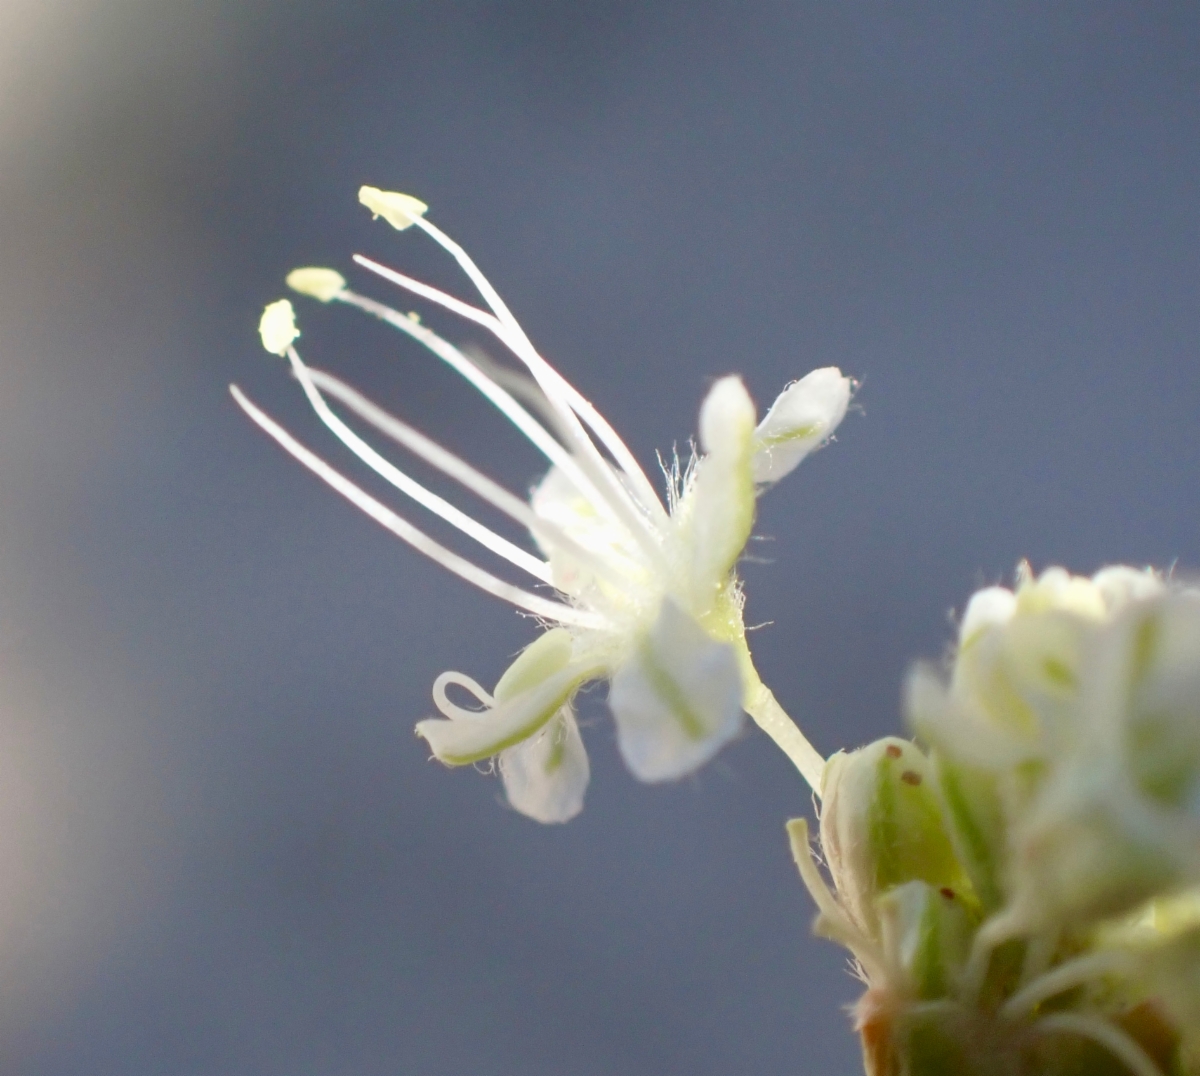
286, 267, 346, 303
258, 299, 299, 356
358, 186, 429, 231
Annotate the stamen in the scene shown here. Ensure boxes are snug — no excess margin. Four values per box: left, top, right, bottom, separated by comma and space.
337, 287, 625, 534
352, 256, 497, 335
229, 385, 608, 631
405, 215, 667, 521
304, 368, 636, 594
305, 368, 534, 522
433, 671, 495, 720
351, 257, 671, 574
459, 345, 576, 444
535, 364, 669, 523
286, 347, 553, 585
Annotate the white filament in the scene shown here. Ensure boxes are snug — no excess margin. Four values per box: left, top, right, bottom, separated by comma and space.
351, 253, 671, 574
304, 367, 535, 522
229, 384, 607, 630
403, 215, 667, 518
285, 347, 553, 585
406, 216, 665, 520
339, 286, 624, 535
303, 366, 633, 593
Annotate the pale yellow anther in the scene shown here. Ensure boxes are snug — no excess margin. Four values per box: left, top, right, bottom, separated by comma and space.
258, 299, 299, 356
358, 186, 429, 231
286, 267, 346, 303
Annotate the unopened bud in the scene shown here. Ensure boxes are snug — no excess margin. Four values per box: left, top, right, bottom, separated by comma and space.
820, 737, 971, 939
876, 880, 975, 1001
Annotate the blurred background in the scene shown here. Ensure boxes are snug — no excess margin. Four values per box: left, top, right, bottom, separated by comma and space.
0, 2, 1196, 1073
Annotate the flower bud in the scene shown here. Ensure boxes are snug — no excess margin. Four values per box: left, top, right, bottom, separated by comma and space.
930, 754, 1008, 915
876, 880, 976, 1001
948, 565, 1163, 751
1118, 593, 1200, 812
1014, 757, 1186, 924
820, 737, 972, 940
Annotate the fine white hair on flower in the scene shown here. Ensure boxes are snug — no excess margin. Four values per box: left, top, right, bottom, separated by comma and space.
232, 187, 856, 821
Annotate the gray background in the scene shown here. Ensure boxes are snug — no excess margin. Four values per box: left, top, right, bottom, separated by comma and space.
0, 2, 1197, 1073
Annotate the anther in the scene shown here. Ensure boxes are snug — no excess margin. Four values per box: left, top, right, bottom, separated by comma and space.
287, 268, 346, 303
358, 186, 428, 231
259, 299, 299, 356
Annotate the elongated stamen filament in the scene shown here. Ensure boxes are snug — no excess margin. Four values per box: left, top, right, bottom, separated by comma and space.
230, 384, 608, 630
338, 288, 623, 535
286, 347, 553, 585
304, 367, 637, 593
351, 256, 672, 575
531, 361, 668, 522
407, 216, 666, 520
346, 262, 635, 524
458, 345, 577, 443
305, 368, 533, 521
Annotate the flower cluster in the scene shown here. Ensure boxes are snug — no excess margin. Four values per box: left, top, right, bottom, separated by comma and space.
235, 187, 853, 822
792, 564, 1200, 1076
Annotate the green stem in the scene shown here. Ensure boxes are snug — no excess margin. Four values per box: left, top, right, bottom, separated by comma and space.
743, 668, 826, 795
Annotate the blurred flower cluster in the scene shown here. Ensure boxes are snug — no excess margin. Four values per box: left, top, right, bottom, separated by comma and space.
793, 565, 1200, 1076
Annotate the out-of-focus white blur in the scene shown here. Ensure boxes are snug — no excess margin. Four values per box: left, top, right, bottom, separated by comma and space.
0, 0, 234, 1042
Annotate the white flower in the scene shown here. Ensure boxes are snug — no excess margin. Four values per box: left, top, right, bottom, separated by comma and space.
232, 188, 853, 822
910, 563, 1167, 770
907, 563, 1200, 929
